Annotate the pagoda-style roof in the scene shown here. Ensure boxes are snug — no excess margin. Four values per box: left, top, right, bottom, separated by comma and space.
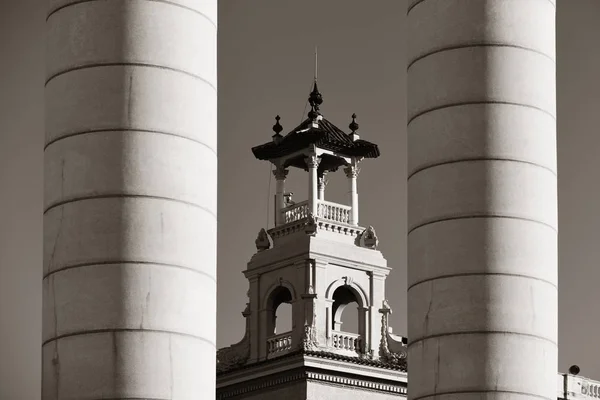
252, 117, 380, 161
251, 81, 380, 166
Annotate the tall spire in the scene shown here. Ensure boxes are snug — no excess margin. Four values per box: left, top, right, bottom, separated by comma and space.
314, 46, 318, 82
308, 48, 323, 122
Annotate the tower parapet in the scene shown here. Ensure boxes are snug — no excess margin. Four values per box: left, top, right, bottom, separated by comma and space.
216, 82, 407, 399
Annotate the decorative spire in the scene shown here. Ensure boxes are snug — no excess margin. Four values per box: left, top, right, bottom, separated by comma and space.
349, 113, 359, 133
308, 81, 323, 121
272, 115, 283, 135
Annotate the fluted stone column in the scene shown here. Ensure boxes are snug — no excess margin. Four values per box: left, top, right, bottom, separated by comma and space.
407, 2, 557, 400
43, 1, 217, 399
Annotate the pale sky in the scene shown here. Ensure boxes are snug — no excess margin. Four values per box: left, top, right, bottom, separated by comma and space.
1, 1, 600, 398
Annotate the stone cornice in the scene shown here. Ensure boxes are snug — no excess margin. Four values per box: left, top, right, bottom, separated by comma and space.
217, 364, 407, 399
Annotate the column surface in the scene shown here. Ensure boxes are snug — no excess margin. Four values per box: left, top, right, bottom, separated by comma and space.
407, 1, 557, 400
43, 1, 217, 399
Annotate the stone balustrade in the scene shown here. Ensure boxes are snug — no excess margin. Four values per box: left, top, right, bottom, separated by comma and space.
331, 332, 362, 352
266, 332, 292, 355
281, 201, 309, 224
317, 200, 351, 224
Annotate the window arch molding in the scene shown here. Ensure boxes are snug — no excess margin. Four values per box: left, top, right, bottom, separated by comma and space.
262, 279, 298, 311
325, 278, 369, 308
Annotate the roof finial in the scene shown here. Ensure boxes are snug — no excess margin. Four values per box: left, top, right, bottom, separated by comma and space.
272, 115, 283, 141
349, 113, 359, 133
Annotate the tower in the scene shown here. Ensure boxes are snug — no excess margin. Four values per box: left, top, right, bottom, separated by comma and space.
407, 1, 557, 400
216, 83, 408, 399
43, 0, 218, 398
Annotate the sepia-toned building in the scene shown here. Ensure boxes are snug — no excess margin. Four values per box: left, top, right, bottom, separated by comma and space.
216, 83, 408, 399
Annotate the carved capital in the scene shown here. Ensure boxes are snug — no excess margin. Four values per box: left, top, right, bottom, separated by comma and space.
317, 174, 329, 189
273, 167, 289, 180
344, 165, 360, 178
305, 155, 320, 169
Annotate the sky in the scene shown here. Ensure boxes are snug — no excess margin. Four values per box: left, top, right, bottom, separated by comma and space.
1, 0, 600, 398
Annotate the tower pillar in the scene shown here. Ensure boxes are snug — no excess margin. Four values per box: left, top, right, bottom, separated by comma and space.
43, 1, 218, 398
345, 164, 359, 225
407, 1, 557, 400
273, 167, 288, 226
317, 173, 327, 200
306, 155, 320, 216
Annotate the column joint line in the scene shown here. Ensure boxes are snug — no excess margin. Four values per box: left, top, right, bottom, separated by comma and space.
408, 101, 556, 126
408, 272, 557, 291
411, 389, 554, 400
46, 0, 218, 30
407, 43, 555, 71
408, 158, 557, 181
407, 0, 556, 16
45, 62, 217, 90
44, 194, 217, 218
408, 215, 557, 235
42, 328, 216, 347
408, 331, 557, 348
43, 260, 217, 281
44, 128, 218, 156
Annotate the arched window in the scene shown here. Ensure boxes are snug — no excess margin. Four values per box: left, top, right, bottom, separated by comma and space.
275, 303, 292, 334
266, 286, 293, 335
332, 286, 360, 334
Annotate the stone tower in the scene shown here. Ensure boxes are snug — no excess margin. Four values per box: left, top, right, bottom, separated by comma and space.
43, 0, 218, 398
216, 83, 408, 399
407, 1, 557, 400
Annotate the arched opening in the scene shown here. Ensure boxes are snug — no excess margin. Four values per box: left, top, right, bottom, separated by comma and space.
332, 286, 360, 334
274, 302, 292, 334
267, 286, 293, 335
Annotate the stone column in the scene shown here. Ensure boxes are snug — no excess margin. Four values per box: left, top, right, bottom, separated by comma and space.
43, 1, 217, 399
306, 155, 320, 216
273, 167, 288, 226
407, 2, 557, 400
344, 165, 359, 225
317, 173, 327, 201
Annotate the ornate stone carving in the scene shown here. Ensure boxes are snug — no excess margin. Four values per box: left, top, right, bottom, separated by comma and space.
302, 300, 319, 351
304, 212, 318, 235
342, 276, 354, 286
272, 167, 289, 181
378, 300, 407, 368
305, 155, 321, 169
255, 228, 271, 251
361, 225, 379, 249
344, 164, 360, 178
317, 173, 328, 189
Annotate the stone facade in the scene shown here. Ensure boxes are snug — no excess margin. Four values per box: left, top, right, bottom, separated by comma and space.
217, 85, 407, 399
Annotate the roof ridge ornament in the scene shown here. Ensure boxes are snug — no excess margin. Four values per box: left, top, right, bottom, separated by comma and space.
349, 113, 360, 142
272, 115, 283, 143
349, 113, 359, 133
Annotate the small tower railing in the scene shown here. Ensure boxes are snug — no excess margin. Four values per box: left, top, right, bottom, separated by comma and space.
317, 200, 351, 224
331, 331, 363, 353
280, 200, 352, 225
266, 332, 293, 356
281, 200, 309, 224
